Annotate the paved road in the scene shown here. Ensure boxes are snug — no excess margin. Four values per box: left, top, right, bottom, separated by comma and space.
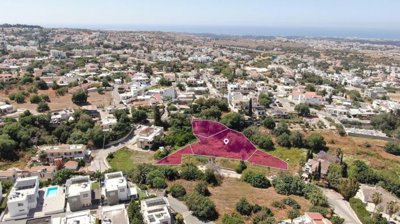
167, 195, 213, 224
322, 188, 362, 224
88, 126, 143, 172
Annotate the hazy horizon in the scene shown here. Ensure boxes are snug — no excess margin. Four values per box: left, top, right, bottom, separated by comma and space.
1, 0, 400, 39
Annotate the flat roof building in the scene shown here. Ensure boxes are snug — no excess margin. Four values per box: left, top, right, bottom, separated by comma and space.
7, 176, 39, 218
66, 176, 92, 212
141, 197, 172, 224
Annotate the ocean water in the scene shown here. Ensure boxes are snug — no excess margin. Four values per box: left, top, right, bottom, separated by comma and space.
48, 24, 400, 40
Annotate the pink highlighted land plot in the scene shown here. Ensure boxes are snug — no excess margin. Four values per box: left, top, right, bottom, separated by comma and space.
156, 119, 288, 170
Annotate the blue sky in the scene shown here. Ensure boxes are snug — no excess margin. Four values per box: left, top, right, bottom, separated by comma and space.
0, 0, 399, 30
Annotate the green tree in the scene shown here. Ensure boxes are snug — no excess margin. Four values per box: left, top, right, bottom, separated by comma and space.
37, 102, 50, 112
262, 116, 276, 130
195, 181, 210, 196
295, 103, 310, 117
290, 131, 305, 148
30, 94, 42, 104
221, 112, 246, 131
127, 199, 144, 224
153, 105, 162, 126
384, 141, 400, 155
327, 164, 343, 189
236, 197, 253, 216
277, 133, 292, 148
330, 216, 345, 224
259, 93, 273, 108
0, 135, 18, 161
72, 89, 88, 104
242, 170, 271, 188
185, 192, 218, 221
131, 109, 148, 123
338, 178, 359, 201
273, 122, 290, 136
204, 168, 221, 186
253, 135, 274, 151
287, 209, 300, 223
306, 134, 327, 152
180, 163, 202, 180
235, 160, 247, 174
170, 184, 186, 199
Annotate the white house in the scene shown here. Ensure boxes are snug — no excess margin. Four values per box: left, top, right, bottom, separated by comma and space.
104, 171, 136, 205
38, 144, 88, 163
141, 197, 172, 224
66, 176, 92, 211
7, 176, 39, 218
137, 126, 164, 149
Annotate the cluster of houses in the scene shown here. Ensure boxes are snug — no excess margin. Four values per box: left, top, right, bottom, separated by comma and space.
1, 171, 173, 224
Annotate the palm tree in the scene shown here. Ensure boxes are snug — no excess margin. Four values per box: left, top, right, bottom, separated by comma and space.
386, 200, 400, 222
371, 192, 383, 215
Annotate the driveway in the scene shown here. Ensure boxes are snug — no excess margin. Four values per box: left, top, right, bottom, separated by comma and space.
322, 188, 362, 224
167, 195, 213, 224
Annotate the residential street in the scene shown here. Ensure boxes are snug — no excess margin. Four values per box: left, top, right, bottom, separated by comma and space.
322, 188, 362, 224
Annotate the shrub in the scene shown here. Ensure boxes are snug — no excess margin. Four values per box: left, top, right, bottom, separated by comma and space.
222, 213, 245, 224
262, 116, 276, 130
37, 102, 50, 112
180, 163, 203, 180
235, 160, 247, 174
195, 181, 210, 196
204, 168, 222, 186
282, 197, 301, 209
271, 200, 286, 209
152, 177, 167, 189
30, 94, 42, 104
242, 170, 271, 188
235, 198, 253, 216
185, 192, 218, 221
306, 133, 327, 152
170, 184, 186, 199
309, 206, 329, 217
384, 141, 400, 156
252, 207, 274, 224
277, 133, 292, 148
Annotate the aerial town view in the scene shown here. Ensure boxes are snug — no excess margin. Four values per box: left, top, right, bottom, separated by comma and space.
0, 1, 400, 224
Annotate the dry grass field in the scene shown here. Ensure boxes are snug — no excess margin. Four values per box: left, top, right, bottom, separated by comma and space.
168, 178, 311, 223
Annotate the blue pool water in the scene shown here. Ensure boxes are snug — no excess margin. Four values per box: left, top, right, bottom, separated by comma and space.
46, 186, 58, 198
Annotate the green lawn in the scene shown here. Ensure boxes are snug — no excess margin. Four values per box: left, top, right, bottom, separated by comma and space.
350, 198, 373, 224
268, 146, 306, 172
108, 148, 155, 172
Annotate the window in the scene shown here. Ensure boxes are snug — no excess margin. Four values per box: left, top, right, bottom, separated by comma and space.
18, 203, 24, 207
83, 193, 89, 198
119, 188, 125, 192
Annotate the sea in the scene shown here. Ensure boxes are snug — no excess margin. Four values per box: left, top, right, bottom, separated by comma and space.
47, 24, 400, 40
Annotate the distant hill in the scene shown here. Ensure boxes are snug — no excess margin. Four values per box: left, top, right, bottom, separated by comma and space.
0, 23, 42, 29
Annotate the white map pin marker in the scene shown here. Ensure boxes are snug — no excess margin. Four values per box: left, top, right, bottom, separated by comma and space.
223, 138, 229, 145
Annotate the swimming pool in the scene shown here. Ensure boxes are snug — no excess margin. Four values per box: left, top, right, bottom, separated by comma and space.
46, 186, 59, 198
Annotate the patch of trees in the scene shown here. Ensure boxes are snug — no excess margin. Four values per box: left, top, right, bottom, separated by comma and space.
220, 112, 246, 131
170, 184, 186, 199
185, 192, 218, 221
272, 173, 328, 208
243, 126, 274, 150
371, 112, 400, 137
258, 93, 273, 108
242, 170, 271, 188
294, 103, 310, 117
127, 199, 144, 224
71, 89, 88, 105
190, 97, 229, 120
235, 197, 275, 223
